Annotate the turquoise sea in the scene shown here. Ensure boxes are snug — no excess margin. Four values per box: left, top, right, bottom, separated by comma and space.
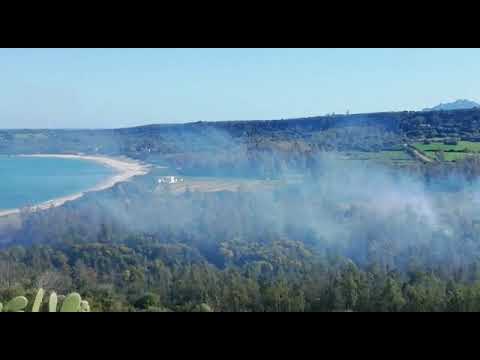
0, 155, 115, 211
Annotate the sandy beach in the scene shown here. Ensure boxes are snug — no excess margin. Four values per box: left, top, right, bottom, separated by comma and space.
0, 154, 150, 217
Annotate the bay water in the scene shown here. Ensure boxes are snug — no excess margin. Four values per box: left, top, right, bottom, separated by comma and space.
0, 155, 115, 211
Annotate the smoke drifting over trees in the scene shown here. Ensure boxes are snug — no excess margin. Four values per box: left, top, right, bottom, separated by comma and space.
4, 111, 480, 311
4, 131, 480, 272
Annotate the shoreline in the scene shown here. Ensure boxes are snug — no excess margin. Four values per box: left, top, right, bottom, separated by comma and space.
0, 154, 150, 218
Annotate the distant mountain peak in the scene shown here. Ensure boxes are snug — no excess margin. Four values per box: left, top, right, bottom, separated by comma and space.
423, 99, 480, 112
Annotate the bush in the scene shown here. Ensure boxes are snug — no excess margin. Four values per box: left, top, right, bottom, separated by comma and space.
134, 293, 160, 310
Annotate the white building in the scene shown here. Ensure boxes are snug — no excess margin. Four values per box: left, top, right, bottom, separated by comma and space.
158, 176, 184, 184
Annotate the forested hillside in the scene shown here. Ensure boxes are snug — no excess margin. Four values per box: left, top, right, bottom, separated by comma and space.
2, 108, 480, 156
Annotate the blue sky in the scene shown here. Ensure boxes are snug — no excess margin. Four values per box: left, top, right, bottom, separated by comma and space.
0, 48, 479, 128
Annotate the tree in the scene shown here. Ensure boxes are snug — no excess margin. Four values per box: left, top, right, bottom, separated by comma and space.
378, 278, 405, 312
134, 292, 160, 310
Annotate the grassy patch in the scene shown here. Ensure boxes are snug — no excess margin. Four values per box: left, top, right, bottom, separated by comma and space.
414, 141, 480, 153
413, 141, 480, 162
442, 152, 477, 161
341, 151, 413, 161
442, 152, 465, 161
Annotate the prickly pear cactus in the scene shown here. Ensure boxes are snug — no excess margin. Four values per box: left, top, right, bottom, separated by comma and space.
4, 296, 28, 312
80, 300, 90, 312
49, 292, 58, 312
195, 303, 213, 312
200, 303, 213, 312
60, 293, 82, 312
32, 288, 45, 312
1, 291, 90, 312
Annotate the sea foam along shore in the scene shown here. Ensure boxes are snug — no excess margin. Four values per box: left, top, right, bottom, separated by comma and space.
0, 154, 150, 217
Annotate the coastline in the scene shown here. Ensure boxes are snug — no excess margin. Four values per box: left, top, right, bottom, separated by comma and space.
0, 154, 150, 218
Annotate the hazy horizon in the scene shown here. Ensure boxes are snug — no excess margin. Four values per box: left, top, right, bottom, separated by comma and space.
1, 48, 480, 129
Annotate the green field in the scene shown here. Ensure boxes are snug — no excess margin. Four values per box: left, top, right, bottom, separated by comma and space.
341, 151, 414, 162
413, 141, 480, 162
442, 152, 476, 161
414, 141, 480, 153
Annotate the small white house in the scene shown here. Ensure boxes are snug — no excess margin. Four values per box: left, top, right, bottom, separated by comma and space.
158, 176, 183, 184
